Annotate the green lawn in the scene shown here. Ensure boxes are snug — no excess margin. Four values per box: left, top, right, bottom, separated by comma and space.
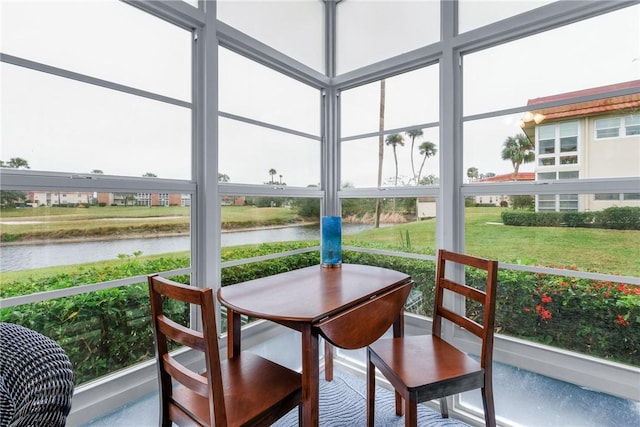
346, 208, 639, 277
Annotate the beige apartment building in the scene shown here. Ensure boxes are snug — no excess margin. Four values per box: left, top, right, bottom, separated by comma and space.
27, 191, 92, 207
521, 80, 640, 212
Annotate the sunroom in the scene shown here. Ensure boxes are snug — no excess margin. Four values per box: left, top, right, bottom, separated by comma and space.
1, 1, 639, 426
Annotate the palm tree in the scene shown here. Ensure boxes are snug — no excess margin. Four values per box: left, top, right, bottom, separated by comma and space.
416, 141, 437, 184
375, 79, 386, 228
405, 128, 423, 184
268, 168, 277, 184
467, 167, 479, 182
385, 133, 405, 186
501, 133, 535, 180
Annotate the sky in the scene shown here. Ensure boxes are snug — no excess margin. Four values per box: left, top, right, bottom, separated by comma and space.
1, 0, 639, 187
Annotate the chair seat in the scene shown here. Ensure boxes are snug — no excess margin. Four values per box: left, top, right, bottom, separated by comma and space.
369, 335, 484, 397
172, 351, 302, 426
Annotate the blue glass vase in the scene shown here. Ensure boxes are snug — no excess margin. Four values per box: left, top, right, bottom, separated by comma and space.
321, 216, 342, 267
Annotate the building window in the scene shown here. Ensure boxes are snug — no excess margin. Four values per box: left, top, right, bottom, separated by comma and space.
593, 192, 640, 201
537, 121, 578, 167
594, 193, 620, 200
595, 115, 640, 139
537, 194, 556, 212
625, 114, 640, 136
537, 194, 579, 212
559, 193, 578, 211
558, 171, 579, 179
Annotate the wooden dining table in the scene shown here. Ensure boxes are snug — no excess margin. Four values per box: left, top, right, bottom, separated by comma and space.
217, 263, 413, 427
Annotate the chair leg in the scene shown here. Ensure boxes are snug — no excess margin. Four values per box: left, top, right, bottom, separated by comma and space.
439, 397, 449, 418
367, 351, 375, 427
404, 395, 417, 427
395, 390, 404, 416
298, 403, 303, 427
481, 386, 496, 427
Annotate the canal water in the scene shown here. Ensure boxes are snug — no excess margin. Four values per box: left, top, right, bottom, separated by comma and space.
1, 223, 377, 272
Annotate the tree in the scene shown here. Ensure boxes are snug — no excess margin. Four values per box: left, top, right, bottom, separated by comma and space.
91, 169, 104, 174
501, 133, 535, 180
375, 79, 386, 229
467, 167, 479, 182
385, 133, 405, 186
416, 141, 437, 184
142, 172, 157, 177
218, 173, 230, 183
4, 157, 30, 169
268, 168, 277, 184
0, 190, 27, 207
1, 157, 29, 207
405, 128, 423, 184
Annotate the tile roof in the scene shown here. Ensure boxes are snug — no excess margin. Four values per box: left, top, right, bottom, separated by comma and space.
521, 80, 640, 142
476, 172, 535, 182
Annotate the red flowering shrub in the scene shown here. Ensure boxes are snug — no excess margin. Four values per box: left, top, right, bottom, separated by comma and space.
487, 267, 640, 366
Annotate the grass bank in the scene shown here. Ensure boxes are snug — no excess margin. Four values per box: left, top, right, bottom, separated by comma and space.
0, 205, 301, 243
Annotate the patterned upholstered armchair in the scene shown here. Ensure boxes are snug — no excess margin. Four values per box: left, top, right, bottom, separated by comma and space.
0, 323, 75, 427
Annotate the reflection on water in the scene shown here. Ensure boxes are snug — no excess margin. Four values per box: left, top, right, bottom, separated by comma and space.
1, 223, 376, 272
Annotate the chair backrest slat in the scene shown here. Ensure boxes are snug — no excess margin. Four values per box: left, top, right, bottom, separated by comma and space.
436, 306, 484, 338
432, 250, 498, 370
439, 278, 486, 304
162, 355, 210, 397
157, 315, 206, 351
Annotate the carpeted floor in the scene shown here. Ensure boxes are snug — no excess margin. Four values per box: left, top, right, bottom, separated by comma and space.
272, 369, 469, 427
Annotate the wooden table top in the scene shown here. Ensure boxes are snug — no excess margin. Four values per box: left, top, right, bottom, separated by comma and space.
217, 264, 412, 324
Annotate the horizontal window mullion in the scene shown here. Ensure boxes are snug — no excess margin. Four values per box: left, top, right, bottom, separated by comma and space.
218, 183, 323, 198
338, 186, 439, 198
0, 267, 191, 309
219, 111, 321, 141
0, 169, 195, 193
461, 177, 640, 196
340, 120, 439, 143
0, 53, 192, 109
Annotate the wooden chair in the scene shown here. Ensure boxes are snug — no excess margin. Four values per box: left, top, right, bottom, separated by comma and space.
366, 250, 498, 427
148, 274, 302, 427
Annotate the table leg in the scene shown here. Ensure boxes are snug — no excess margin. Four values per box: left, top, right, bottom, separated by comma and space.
227, 308, 241, 359
393, 310, 405, 415
324, 340, 334, 381
301, 324, 319, 427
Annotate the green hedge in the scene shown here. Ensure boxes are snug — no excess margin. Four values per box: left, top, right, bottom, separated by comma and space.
501, 206, 640, 230
1, 246, 638, 386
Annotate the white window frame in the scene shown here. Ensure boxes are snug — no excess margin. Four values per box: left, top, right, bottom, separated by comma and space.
536, 120, 580, 168
595, 114, 640, 139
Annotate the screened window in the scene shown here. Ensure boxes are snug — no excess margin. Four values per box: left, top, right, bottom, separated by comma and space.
340, 66, 440, 188
463, 6, 639, 116
217, 0, 324, 72
336, 0, 439, 74
218, 48, 321, 186
1, 0, 191, 101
